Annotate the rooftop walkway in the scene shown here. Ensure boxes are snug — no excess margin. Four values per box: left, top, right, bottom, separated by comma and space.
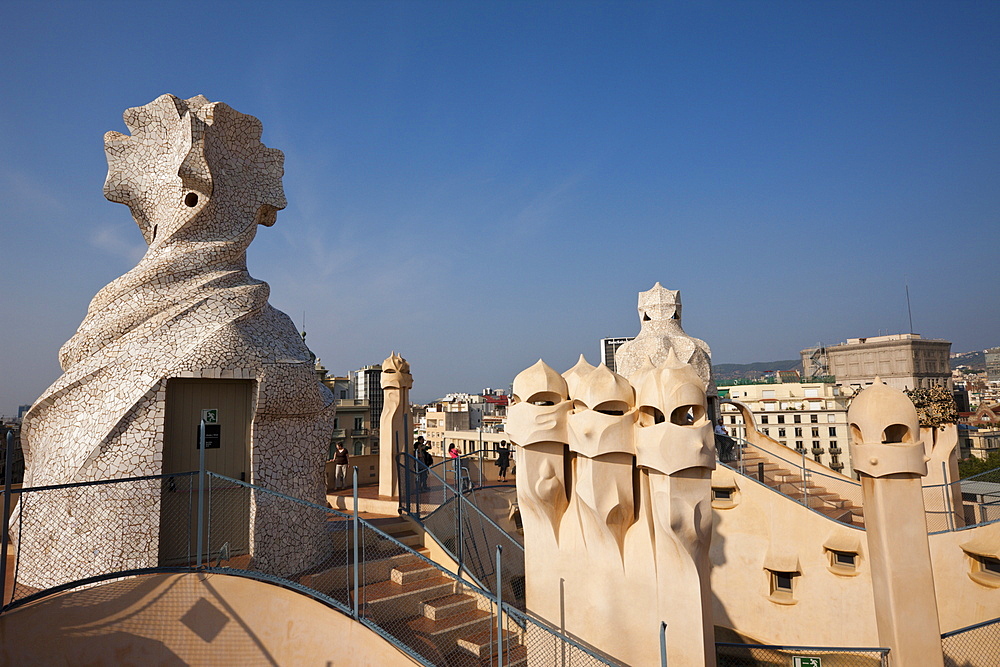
0, 572, 420, 665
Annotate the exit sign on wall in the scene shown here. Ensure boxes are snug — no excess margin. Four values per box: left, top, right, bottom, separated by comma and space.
793, 658, 822, 667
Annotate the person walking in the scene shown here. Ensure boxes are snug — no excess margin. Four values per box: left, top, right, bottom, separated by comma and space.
414, 436, 432, 491
332, 442, 349, 490
496, 440, 511, 483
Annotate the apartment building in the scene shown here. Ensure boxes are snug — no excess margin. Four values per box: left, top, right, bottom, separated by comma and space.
802, 333, 951, 391
720, 378, 854, 476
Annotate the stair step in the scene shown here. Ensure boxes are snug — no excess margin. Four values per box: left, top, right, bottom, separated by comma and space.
447, 643, 528, 667
358, 575, 454, 610
409, 608, 492, 637
356, 578, 455, 624
456, 628, 522, 659
392, 560, 438, 585
394, 531, 423, 548
421, 593, 478, 620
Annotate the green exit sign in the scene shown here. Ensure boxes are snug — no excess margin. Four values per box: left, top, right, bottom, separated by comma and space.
793, 658, 822, 667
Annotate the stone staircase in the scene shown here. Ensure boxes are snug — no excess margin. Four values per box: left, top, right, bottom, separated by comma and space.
304, 516, 525, 666
739, 449, 864, 527
356, 554, 525, 666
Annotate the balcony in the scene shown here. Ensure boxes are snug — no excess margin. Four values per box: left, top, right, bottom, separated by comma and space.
812, 447, 825, 456
351, 428, 368, 436
331, 429, 346, 438
829, 447, 842, 455
831, 461, 845, 471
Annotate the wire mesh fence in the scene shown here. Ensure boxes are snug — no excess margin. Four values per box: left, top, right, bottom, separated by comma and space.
399, 452, 527, 610
716, 642, 889, 666
941, 616, 1000, 667
4, 470, 615, 666
7, 472, 197, 604
925, 467, 1000, 534
723, 438, 865, 527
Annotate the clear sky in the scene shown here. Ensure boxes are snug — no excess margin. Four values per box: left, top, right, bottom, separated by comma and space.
1, 1, 998, 414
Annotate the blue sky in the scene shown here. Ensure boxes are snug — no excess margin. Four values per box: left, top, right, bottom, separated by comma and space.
1, 1, 998, 414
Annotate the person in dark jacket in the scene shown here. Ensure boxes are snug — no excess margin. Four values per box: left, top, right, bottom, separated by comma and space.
496, 440, 511, 483
332, 442, 349, 490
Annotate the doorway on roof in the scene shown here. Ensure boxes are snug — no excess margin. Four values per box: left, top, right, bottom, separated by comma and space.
158, 378, 254, 566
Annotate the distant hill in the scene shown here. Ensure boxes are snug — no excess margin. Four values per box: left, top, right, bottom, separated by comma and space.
951, 350, 986, 371
713, 359, 802, 382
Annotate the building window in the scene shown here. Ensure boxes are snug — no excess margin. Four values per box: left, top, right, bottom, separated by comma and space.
778, 428, 786, 437
354, 416, 364, 430
763, 390, 776, 399
762, 428, 769, 436
767, 569, 799, 604
333, 417, 339, 429
761, 415, 769, 424
812, 428, 820, 437
795, 441, 804, 452
828, 414, 837, 423
829, 427, 837, 437
810, 414, 819, 423
777, 415, 785, 424
794, 415, 801, 424
794, 428, 803, 437
827, 549, 859, 576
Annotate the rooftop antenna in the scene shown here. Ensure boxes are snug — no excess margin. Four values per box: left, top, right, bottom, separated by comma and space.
905, 279, 914, 334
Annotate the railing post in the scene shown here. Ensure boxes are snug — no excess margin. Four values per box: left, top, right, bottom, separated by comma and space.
1, 430, 13, 608
758, 461, 764, 482
496, 544, 503, 667
457, 458, 464, 578
942, 462, 955, 531
660, 621, 668, 666
353, 465, 360, 620
801, 447, 808, 509
196, 419, 206, 568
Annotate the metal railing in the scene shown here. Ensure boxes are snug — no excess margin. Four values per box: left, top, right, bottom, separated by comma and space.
941, 616, 1000, 667
716, 642, 889, 666
721, 436, 865, 527
2, 468, 614, 666
398, 451, 526, 610
924, 466, 1000, 534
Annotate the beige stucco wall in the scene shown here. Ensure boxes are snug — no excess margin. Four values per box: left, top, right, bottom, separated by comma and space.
930, 522, 1000, 633
0, 572, 419, 666
710, 466, 879, 646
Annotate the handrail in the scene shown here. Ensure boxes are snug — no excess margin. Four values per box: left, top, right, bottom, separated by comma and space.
719, 458, 865, 530
4, 470, 614, 666
397, 451, 526, 609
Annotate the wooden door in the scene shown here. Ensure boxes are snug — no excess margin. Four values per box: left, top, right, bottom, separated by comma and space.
159, 378, 253, 565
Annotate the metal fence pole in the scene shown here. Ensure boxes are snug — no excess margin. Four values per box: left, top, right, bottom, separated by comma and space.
479, 448, 484, 488
758, 461, 764, 482
457, 457, 464, 578
943, 461, 955, 531
353, 465, 359, 619
660, 621, 668, 667
496, 544, 503, 667
801, 448, 808, 509
0, 431, 12, 607
196, 419, 206, 568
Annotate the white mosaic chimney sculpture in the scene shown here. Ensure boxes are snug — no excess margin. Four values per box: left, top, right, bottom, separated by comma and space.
615, 283, 714, 392
507, 350, 717, 666
379, 352, 413, 498
15, 95, 336, 585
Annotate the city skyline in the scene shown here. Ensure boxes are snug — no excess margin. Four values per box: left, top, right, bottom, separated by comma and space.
2, 1, 998, 415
